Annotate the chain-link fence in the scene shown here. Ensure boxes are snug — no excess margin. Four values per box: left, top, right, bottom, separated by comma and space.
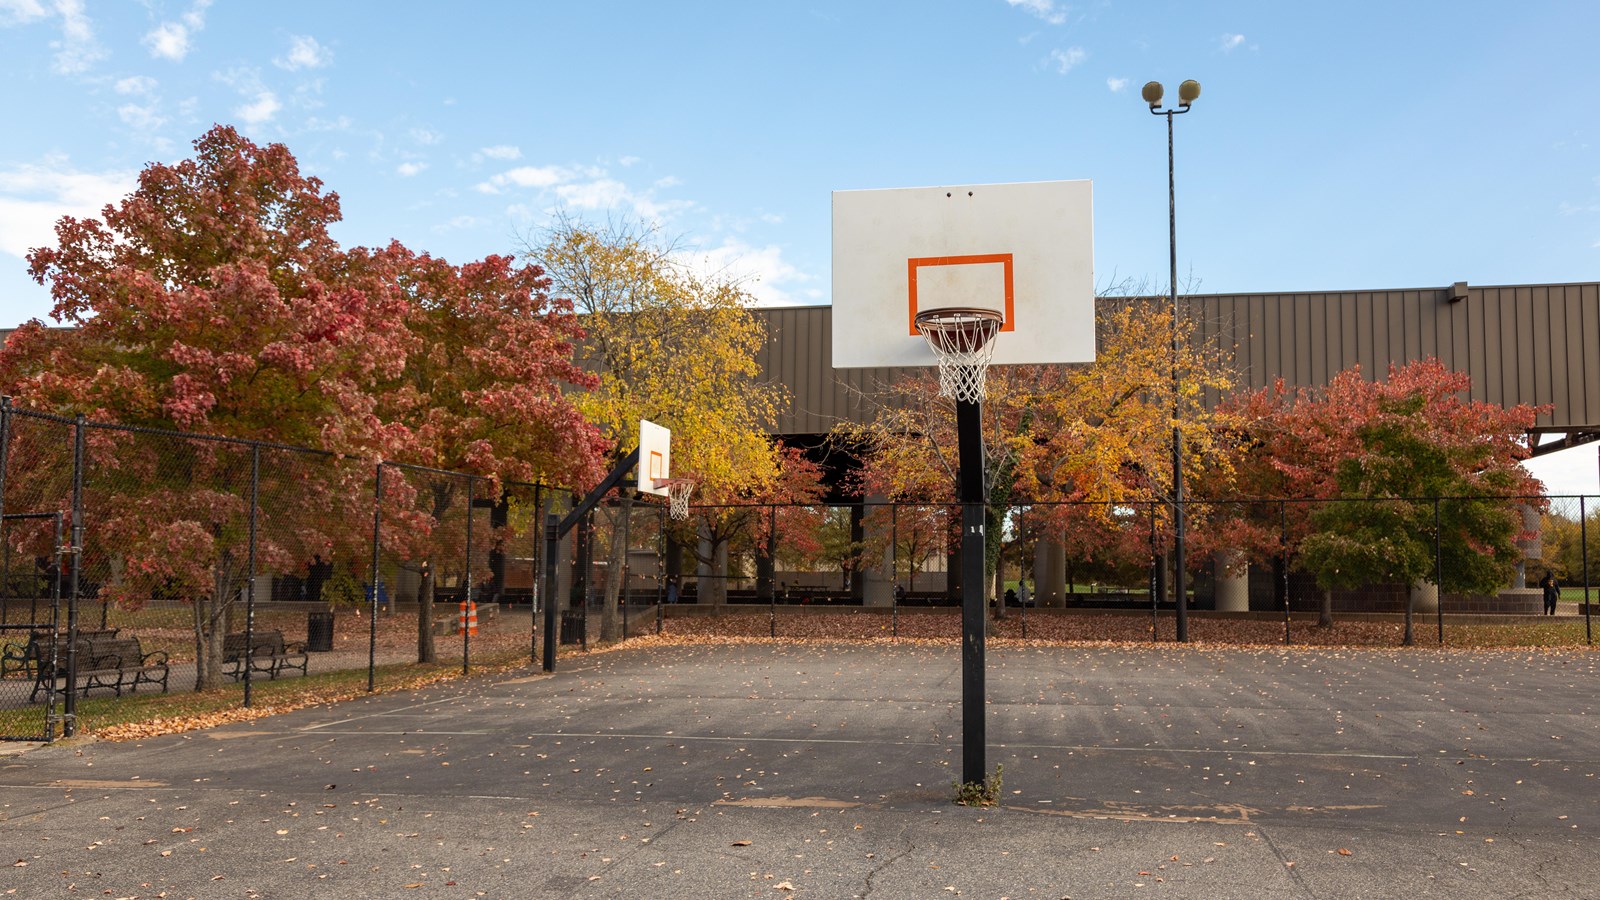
0, 403, 587, 742
646, 495, 1596, 648
1, 396, 1594, 742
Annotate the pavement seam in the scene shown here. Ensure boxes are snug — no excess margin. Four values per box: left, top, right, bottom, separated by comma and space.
1256, 825, 1318, 899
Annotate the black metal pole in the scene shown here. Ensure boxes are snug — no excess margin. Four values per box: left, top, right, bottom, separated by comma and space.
1435, 498, 1445, 645
1149, 502, 1159, 642
891, 502, 899, 639
48, 513, 62, 740
244, 446, 260, 708
1281, 501, 1291, 645
956, 397, 987, 787
1581, 495, 1590, 645
1166, 109, 1189, 644
65, 415, 85, 736
532, 482, 543, 662
368, 463, 384, 692
462, 477, 473, 675
769, 504, 777, 638
542, 512, 559, 672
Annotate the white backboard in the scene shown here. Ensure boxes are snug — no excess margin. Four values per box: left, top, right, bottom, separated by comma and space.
637, 419, 671, 498
831, 180, 1095, 368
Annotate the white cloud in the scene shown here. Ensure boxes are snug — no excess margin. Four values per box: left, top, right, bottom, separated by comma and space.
1106, 77, 1128, 92
235, 90, 281, 124
410, 127, 442, 146
143, 21, 188, 60
114, 74, 157, 95
553, 178, 630, 211
1049, 46, 1086, 74
0, 0, 48, 25
618, 155, 640, 167
117, 102, 165, 131
396, 162, 426, 177
143, 0, 209, 61
1006, 0, 1067, 26
275, 34, 332, 70
49, 0, 104, 74
0, 160, 136, 260
1220, 33, 1245, 52
478, 144, 521, 161
434, 215, 483, 233
476, 165, 584, 194
678, 239, 811, 307
478, 161, 690, 222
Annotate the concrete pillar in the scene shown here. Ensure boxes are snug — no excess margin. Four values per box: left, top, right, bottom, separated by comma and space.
1033, 537, 1065, 608
1214, 550, 1249, 612
862, 498, 894, 607
1411, 579, 1439, 613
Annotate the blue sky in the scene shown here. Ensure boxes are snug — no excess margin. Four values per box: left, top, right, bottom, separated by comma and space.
1, 0, 1596, 495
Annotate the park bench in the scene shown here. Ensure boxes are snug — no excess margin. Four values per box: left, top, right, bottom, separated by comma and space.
4, 628, 120, 680
222, 629, 309, 681
29, 632, 166, 701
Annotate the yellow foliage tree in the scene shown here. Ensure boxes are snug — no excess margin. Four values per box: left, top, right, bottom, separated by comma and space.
530, 217, 785, 629
839, 299, 1242, 605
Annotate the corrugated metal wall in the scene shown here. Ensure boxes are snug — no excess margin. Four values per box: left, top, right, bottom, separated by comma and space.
757, 281, 1600, 436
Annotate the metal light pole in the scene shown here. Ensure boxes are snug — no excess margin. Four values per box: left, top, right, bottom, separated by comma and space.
1144, 78, 1201, 643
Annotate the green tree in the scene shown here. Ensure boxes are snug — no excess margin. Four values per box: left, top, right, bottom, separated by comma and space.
1294, 361, 1544, 633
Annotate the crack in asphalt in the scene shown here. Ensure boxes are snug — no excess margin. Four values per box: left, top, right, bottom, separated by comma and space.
859, 821, 915, 899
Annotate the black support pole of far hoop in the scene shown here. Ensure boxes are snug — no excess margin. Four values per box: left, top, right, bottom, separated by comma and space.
957, 396, 988, 787
543, 447, 640, 673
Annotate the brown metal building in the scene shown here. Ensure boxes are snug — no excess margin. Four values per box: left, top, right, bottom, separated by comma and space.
753, 280, 1600, 457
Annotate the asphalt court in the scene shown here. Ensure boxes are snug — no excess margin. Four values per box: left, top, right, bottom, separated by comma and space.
2, 641, 1597, 898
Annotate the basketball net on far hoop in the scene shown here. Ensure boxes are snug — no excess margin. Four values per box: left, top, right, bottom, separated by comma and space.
913, 307, 1003, 403
652, 478, 696, 520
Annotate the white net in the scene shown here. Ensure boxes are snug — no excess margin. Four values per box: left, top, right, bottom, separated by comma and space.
914, 309, 1003, 403
665, 480, 695, 520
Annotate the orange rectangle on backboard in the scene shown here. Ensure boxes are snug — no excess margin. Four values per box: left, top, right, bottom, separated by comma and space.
648, 450, 665, 482
906, 253, 1015, 336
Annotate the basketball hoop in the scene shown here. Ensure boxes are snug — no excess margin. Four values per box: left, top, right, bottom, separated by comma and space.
652, 478, 696, 520
913, 307, 1003, 403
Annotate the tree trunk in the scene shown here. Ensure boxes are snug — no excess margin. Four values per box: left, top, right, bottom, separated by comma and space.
417, 567, 436, 663
1319, 589, 1334, 627
600, 495, 633, 643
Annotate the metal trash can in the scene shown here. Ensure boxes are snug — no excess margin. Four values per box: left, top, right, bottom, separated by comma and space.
559, 611, 585, 645
307, 611, 335, 652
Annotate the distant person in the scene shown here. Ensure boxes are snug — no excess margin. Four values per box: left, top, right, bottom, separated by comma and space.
1541, 570, 1560, 615
487, 539, 507, 606
666, 577, 679, 605
1004, 588, 1018, 607
1019, 580, 1032, 608
893, 583, 905, 605
305, 554, 334, 604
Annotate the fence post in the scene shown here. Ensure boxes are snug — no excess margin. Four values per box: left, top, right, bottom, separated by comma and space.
0, 397, 10, 546
1149, 502, 1159, 642
890, 502, 898, 640
1582, 496, 1591, 646
1435, 498, 1444, 645
64, 415, 85, 736
368, 463, 384, 692
532, 482, 543, 662
542, 512, 559, 672
463, 477, 473, 675
243, 445, 260, 708
769, 504, 777, 639
1281, 501, 1291, 645
656, 501, 665, 636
